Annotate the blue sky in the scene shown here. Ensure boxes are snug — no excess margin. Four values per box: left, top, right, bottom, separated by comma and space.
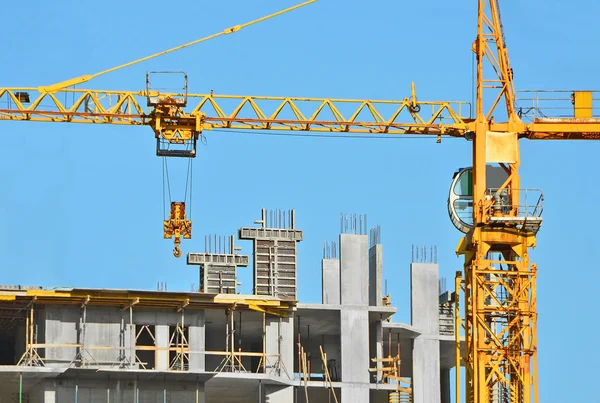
1, 1, 597, 401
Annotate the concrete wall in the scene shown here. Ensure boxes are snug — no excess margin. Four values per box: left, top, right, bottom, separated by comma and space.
40, 306, 205, 371
85, 307, 133, 367
340, 234, 368, 306
410, 263, 441, 403
321, 258, 340, 305
42, 306, 80, 366
30, 378, 203, 403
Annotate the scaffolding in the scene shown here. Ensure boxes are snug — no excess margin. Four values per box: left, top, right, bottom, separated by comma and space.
7, 288, 292, 374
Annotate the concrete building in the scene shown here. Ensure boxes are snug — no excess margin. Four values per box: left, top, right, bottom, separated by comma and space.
0, 209, 460, 403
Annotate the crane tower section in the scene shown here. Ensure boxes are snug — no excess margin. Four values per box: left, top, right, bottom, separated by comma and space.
454, 1, 542, 402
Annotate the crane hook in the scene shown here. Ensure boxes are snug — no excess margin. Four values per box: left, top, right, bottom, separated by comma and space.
173, 244, 182, 258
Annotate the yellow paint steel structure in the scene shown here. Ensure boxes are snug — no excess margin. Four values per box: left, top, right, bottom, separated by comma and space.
1, 0, 599, 401
0, 287, 294, 314
0, 288, 293, 370
0, 87, 471, 136
453, 1, 541, 403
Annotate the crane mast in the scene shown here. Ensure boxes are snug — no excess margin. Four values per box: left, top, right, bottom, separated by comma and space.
456, 1, 537, 403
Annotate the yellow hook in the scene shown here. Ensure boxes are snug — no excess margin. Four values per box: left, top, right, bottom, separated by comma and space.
173, 244, 182, 258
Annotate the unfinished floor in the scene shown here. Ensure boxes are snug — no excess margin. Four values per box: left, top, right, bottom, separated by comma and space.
0, 209, 461, 403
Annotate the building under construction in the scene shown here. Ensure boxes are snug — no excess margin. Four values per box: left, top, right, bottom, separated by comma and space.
0, 209, 459, 403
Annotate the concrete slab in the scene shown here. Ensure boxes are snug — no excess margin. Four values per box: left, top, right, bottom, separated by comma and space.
296, 303, 397, 321
382, 322, 422, 339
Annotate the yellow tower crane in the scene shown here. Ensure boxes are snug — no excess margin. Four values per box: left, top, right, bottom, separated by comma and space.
1, 1, 598, 402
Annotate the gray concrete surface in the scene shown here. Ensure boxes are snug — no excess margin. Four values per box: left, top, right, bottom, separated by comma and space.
321, 258, 340, 305
369, 244, 383, 306
155, 324, 169, 370
0, 219, 465, 403
341, 383, 370, 403
189, 310, 206, 371
266, 315, 294, 378
410, 263, 441, 403
263, 384, 294, 402
410, 263, 439, 334
340, 234, 368, 306
340, 308, 369, 386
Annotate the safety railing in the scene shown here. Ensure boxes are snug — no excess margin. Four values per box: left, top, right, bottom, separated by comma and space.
485, 188, 544, 232
516, 89, 600, 121
485, 188, 543, 217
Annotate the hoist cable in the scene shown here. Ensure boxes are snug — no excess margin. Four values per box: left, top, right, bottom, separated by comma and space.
189, 158, 193, 220
164, 157, 172, 204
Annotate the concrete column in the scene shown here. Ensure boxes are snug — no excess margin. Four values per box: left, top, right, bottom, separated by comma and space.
369, 244, 383, 306
340, 234, 368, 306
441, 369, 451, 403
340, 309, 369, 383
155, 325, 170, 370
341, 384, 370, 403
322, 258, 340, 305
189, 310, 206, 371
196, 382, 206, 403
369, 320, 383, 382
339, 233, 370, 403
410, 263, 441, 403
265, 315, 294, 378
340, 308, 369, 403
